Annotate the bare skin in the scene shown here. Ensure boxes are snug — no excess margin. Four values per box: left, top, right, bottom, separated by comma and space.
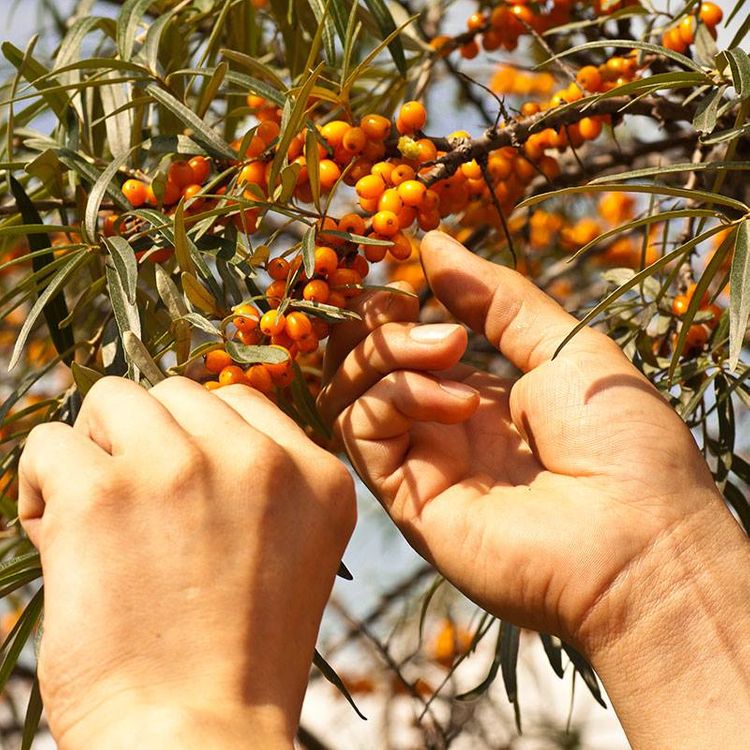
19, 377, 355, 749
319, 230, 750, 748
17, 231, 750, 749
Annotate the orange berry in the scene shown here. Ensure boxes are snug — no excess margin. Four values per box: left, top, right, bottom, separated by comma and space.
265, 279, 286, 307
204, 381, 222, 391
317, 216, 343, 246
350, 253, 369, 279
260, 309, 286, 336
672, 294, 690, 316
303, 279, 330, 303
257, 120, 281, 143
467, 11, 486, 30
699, 2, 722, 27
267, 257, 290, 280
662, 27, 688, 53
416, 138, 438, 163
319, 160, 342, 191
398, 101, 427, 133
102, 214, 119, 237
188, 156, 211, 184
364, 241, 388, 262
205, 349, 233, 374
391, 164, 416, 185
460, 41, 480, 59
327, 291, 347, 308
297, 333, 320, 354
684, 323, 709, 351
233, 303, 261, 332
245, 134, 267, 158
520, 101, 542, 117
163, 180, 181, 205
578, 116, 602, 140
341, 126, 367, 155
285, 311, 313, 340
378, 188, 404, 214
679, 16, 696, 45
314, 246, 339, 276
389, 232, 413, 260
576, 65, 603, 92
338, 213, 366, 237
183, 184, 204, 208
362, 140, 386, 161
310, 318, 330, 339
122, 179, 148, 207
398, 205, 417, 228
320, 120, 351, 148
397, 179, 427, 207
237, 328, 262, 345
355, 173, 386, 200
247, 94, 266, 109
219, 365, 247, 386
430, 35, 452, 56
329, 268, 363, 297
168, 161, 195, 189
371, 210, 400, 237
371, 161, 395, 184
461, 160, 483, 180
360, 113, 392, 141
239, 161, 266, 187
359, 196, 379, 213
245, 364, 274, 393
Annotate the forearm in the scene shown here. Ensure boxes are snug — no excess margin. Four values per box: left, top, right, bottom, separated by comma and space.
56, 702, 295, 750
584, 497, 750, 748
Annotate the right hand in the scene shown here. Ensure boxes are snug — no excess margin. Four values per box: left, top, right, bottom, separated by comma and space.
318, 230, 734, 659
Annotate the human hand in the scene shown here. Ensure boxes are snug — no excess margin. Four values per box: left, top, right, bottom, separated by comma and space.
318, 230, 733, 658
19, 377, 355, 750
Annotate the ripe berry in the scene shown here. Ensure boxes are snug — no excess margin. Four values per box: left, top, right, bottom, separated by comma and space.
576, 65, 602, 92
672, 294, 690, 316
297, 333, 320, 354
233, 304, 261, 331
342, 127, 367, 154
360, 114, 392, 141
397, 180, 427, 207
245, 364, 274, 393
318, 160, 341, 190
320, 120, 351, 148
267, 257, 290, 280
239, 161, 266, 187
168, 161, 195, 189
391, 164, 416, 185
260, 309, 286, 336
188, 156, 211, 184
265, 280, 286, 307
205, 349, 233, 374
219, 365, 247, 386
699, 2, 722, 27
398, 101, 427, 133
378, 188, 404, 214
303, 279, 330, 303
329, 268, 363, 297
371, 210, 400, 237
389, 232, 413, 260
285, 311, 313, 340
355, 174, 386, 200
183, 184, 204, 208
460, 41, 480, 59
338, 213, 366, 237
314, 246, 339, 276
257, 120, 281, 143
578, 116, 602, 140
122, 179, 148, 207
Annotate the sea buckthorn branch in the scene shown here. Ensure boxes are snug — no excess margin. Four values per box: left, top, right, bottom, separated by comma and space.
419, 93, 709, 187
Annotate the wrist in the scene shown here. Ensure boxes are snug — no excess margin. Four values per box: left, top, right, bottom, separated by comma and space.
56, 701, 294, 750
578, 492, 750, 748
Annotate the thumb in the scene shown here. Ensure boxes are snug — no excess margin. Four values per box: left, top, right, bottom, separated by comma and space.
420, 230, 607, 372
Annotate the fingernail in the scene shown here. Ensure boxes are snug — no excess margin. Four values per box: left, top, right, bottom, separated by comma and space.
439, 380, 478, 400
409, 324, 461, 343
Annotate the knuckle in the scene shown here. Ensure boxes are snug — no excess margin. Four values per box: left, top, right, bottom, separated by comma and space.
83, 376, 131, 409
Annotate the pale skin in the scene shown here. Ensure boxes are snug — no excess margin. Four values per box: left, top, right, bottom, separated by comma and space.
19, 230, 750, 748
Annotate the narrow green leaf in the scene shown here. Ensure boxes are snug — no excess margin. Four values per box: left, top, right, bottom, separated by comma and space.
146, 84, 236, 160
305, 127, 321, 210
562, 643, 606, 708
142, 6, 180, 73
21, 674, 42, 750
729, 219, 750, 370
8, 251, 87, 372
308, 0, 337, 66
103, 236, 138, 304
289, 299, 362, 320
117, 0, 154, 60
71, 362, 104, 397
106, 261, 142, 379
693, 85, 727, 134
362, 0, 406, 75
0, 588, 44, 695
173, 200, 196, 276
9, 175, 75, 363
223, 70, 286, 107
225, 341, 290, 364
83, 146, 135, 241
313, 649, 367, 721
290, 362, 332, 439
268, 62, 324, 198
539, 634, 565, 679
456, 625, 502, 701
302, 225, 317, 279
500, 621, 521, 710
123, 331, 165, 386
718, 48, 750, 99
197, 61, 228, 119
182, 272, 221, 316
180, 312, 222, 337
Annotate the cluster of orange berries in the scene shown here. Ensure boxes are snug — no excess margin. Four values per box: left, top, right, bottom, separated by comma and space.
661, 2, 723, 53
434, 0, 639, 60
671, 282, 722, 353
